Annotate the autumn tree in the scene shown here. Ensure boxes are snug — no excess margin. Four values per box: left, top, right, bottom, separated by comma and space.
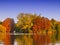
16, 13, 37, 45
16, 13, 37, 33
32, 16, 51, 45
0, 25, 6, 42
2, 18, 15, 45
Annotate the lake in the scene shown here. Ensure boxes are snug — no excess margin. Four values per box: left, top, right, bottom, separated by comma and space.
0, 41, 60, 45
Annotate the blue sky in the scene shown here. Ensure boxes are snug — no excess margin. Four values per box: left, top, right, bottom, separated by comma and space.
0, 0, 60, 22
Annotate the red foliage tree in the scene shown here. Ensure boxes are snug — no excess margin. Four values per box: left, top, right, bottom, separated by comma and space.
32, 16, 51, 45
2, 18, 15, 45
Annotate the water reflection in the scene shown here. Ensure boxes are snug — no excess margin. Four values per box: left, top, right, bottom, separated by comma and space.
14, 40, 18, 45
0, 41, 60, 45
0, 33, 60, 45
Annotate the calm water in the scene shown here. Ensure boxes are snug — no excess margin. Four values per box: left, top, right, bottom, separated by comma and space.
0, 41, 60, 45
0, 41, 18, 45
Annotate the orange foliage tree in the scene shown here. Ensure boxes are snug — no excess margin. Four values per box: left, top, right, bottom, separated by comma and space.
2, 18, 15, 45
32, 16, 51, 45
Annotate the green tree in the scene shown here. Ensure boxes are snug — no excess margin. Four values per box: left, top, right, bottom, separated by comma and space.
56, 22, 60, 42
51, 18, 57, 45
0, 21, 2, 24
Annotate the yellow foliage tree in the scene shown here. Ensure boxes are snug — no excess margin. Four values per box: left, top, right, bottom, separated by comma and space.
17, 13, 37, 33
16, 13, 37, 45
0, 25, 6, 42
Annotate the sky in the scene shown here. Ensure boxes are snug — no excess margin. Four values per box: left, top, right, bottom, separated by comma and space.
0, 0, 60, 23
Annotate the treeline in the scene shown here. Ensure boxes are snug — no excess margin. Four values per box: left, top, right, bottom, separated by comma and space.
0, 13, 60, 45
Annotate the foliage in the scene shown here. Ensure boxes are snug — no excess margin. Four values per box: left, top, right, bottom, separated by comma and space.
0, 13, 60, 45
2, 18, 15, 45
32, 16, 51, 45
0, 25, 6, 41
16, 13, 37, 33
2, 18, 15, 32
51, 18, 58, 44
16, 13, 37, 45
56, 22, 60, 41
